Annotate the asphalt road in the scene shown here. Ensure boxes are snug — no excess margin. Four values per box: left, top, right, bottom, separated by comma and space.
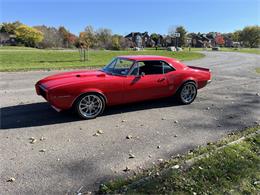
1, 51, 260, 194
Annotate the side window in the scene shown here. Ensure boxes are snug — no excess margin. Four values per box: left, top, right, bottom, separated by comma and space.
129, 63, 139, 76
139, 61, 163, 75
162, 62, 175, 73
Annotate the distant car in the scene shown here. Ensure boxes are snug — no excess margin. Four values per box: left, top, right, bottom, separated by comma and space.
36, 55, 211, 119
167, 46, 177, 52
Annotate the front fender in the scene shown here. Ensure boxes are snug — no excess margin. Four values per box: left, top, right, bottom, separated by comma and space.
70, 88, 108, 107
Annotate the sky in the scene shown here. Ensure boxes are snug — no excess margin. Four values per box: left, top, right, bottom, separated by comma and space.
1, 0, 259, 36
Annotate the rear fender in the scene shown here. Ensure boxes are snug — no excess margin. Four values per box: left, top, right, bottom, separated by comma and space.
175, 77, 198, 94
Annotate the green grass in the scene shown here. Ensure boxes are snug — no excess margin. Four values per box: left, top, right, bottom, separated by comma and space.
256, 67, 260, 74
100, 126, 260, 194
0, 46, 204, 71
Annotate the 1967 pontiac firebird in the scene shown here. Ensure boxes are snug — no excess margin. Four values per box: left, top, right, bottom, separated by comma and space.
36, 55, 211, 119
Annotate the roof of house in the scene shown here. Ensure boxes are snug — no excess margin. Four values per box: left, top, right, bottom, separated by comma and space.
125, 32, 149, 38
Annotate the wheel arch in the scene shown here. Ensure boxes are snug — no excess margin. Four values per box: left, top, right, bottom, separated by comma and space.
71, 90, 107, 108
175, 78, 198, 93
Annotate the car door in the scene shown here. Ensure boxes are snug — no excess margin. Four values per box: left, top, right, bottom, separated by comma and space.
123, 61, 171, 103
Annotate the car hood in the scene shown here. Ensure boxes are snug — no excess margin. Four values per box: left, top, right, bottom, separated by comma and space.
38, 70, 106, 89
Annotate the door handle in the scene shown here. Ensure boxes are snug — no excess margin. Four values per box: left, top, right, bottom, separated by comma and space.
157, 78, 166, 82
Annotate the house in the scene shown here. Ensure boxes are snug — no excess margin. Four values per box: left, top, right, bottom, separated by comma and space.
223, 36, 233, 47
125, 32, 151, 48
191, 33, 212, 48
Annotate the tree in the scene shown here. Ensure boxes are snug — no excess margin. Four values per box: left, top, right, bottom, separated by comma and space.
176, 26, 187, 47
96, 28, 112, 49
34, 25, 63, 48
58, 26, 70, 48
111, 35, 121, 50
168, 25, 187, 47
232, 30, 242, 42
0, 21, 22, 34
15, 25, 43, 47
240, 26, 260, 48
78, 26, 96, 60
215, 33, 225, 46
67, 33, 77, 47
150, 33, 159, 46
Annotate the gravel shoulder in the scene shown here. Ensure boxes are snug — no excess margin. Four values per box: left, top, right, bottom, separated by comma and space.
0, 51, 260, 194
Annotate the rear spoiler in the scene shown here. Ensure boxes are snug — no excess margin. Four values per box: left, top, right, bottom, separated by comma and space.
188, 66, 211, 72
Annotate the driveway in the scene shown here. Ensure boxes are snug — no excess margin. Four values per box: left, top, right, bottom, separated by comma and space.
0, 51, 260, 194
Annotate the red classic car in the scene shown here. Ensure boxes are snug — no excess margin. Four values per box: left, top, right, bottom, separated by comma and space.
36, 55, 211, 119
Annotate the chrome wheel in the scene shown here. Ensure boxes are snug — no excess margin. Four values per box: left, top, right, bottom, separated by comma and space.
77, 94, 104, 119
180, 83, 197, 104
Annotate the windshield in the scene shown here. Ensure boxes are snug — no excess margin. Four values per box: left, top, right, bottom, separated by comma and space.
102, 58, 135, 76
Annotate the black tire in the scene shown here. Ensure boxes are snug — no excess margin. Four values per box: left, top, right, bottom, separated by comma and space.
177, 81, 197, 104
75, 93, 105, 119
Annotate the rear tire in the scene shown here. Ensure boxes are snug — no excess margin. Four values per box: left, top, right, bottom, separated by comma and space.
177, 82, 197, 104
75, 93, 105, 119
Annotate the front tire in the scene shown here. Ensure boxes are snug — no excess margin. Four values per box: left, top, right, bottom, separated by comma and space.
75, 93, 105, 119
177, 82, 197, 104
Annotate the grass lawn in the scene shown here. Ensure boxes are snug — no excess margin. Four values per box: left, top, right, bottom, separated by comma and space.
0, 46, 204, 71
100, 126, 260, 194
256, 67, 260, 74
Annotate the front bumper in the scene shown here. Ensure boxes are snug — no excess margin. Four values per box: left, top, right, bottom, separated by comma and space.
36, 84, 48, 100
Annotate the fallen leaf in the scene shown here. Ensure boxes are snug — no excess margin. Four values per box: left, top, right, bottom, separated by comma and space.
97, 130, 104, 134
93, 133, 99, 136
123, 166, 130, 172
39, 136, 46, 141
29, 137, 37, 144
7, 177, 15, 182
158, 158, 164, 162
126, 135, 133, 139
129, 153, 135, 159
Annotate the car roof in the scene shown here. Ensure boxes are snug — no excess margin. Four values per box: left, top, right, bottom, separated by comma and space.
118, 55, 186, 69
118, 55, 176, 61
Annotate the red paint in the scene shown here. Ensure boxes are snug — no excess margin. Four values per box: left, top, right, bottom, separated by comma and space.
36, 55, 211, 110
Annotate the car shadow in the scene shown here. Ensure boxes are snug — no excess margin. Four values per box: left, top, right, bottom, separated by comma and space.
0, 98, 181, 130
